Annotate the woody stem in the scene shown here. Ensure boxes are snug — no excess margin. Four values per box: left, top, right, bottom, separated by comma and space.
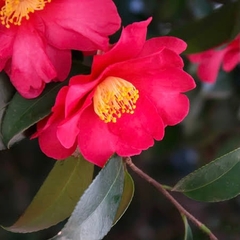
124, 157, 218, 240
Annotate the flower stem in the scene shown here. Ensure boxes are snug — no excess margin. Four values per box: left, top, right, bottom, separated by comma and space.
124, 157, 218, 240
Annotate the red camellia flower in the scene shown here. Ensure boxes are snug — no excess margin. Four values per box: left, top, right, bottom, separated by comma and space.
0, 0, 120, 98
34, 19, 196, 167
188, 34, 240, 83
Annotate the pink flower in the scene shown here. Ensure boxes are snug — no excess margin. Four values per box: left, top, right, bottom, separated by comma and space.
0, 0, 120, 98
188, 35, 240, 83
33, 19, 196, 167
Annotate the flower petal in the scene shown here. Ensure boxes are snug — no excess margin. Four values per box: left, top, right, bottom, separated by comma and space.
223, 49, 240, 72
8, 23, 56, 98
116, 142, 142, 157
138, 36, 187, 57
65, 76, 97, 116
109, 94, 165, 150
105, 53, 193, 92
154, 93, 190, 126
38, 117, 77, 160
92, 18, 152, 76
78, 105, 118, 167
128, 68, 194, 126
0, 26, 15, 70
188, 49, 226, 83
41, 0, 121, 51
57, 112, 80, 149
46, 45, 71, 81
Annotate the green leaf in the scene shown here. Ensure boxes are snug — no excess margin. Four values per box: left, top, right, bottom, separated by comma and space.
173, 147, 240, 202
50, 155, 125, 240
182, 215, 193, 240
114, 170, 134, 224
169, 1, 240, 53
1, 63, 91, 148
5, 155, 94, 233
1, 81, 66, 148
0, 72, 15, 150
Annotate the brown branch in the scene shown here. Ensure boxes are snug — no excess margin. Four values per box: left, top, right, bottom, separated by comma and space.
124, 157, 218, 240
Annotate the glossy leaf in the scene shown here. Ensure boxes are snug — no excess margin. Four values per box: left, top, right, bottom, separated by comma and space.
5, 155, 94, 233
0, 72, 15, 150
1, 63, 90, 148
50, 155, 125, 240
173, 148, 240, 202
114, 170, 134, 224
1, 81, 65, 148
169, 1, 240, 53
182, 215, 193, 240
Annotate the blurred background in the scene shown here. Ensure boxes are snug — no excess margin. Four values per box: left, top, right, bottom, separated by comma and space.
1, 0, 240, 239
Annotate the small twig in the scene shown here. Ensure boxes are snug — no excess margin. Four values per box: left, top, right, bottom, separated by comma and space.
124, 157, 218, 240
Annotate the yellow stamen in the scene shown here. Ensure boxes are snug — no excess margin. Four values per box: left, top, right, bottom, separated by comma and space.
93, 76, 139, 123
0, 0, 51, 28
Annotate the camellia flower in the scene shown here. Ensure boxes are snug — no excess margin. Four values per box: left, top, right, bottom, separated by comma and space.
0, 0, 120, 98
188, 34, 240, 83
33, 18, 196, 167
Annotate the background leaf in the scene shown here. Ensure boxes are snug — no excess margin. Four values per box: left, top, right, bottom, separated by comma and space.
1, 63, 90, 148
169, 0, 240, 53
5, 155, 94, 233
1, 81, 65, 148
0, 72, 15, 150
182, 215, 193, 240
173, 148, 240, 202
113, 170, 134, 224
50, 155, 125, 240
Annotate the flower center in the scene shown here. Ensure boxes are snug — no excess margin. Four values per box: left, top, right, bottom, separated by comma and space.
0, 0, 51, 28
93, 76, 139, 123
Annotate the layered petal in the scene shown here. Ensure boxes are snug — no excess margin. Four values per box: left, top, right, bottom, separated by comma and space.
188, 50, 225, 83
134, 68, 194, 125
38, 116, 77, 160
0, 27, 15, 70
78, 105, 118, 167
92, 18, 151, 76
188, 34, 240, 83
57, 112, 80, 149
6, 23, 57, 98
45, 45, 71, 81
35, 19, 195, 166
0, 0, 121, 98
109, 94, 165, 149
223, 49, 240, 71
138, 36, 187, 57
65, 76, 97, 117
105, 54, 194, 93
41, 0, 121, 51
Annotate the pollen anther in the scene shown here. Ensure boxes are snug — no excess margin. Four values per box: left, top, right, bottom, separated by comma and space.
0, 0, 51, 28
93, 76, 139, 123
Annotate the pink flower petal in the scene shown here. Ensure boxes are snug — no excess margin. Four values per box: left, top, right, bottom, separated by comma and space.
34, 19, 195, 165
92, 18, 152, 76
78, 105, 118, 167
65, 76, 98, 116
45, 45, 71, 81
109, 95, 165, 150
153, 93, 190, 126
102, 49, 183, 84
116, 142, 142, 157
105, 57, 194, 93
38, 117, 77, 160
0, 26, 15, 70
41, 0, 121, 51
57, 112, 80, 149
8, 23, 57, 98
138, 36, 187, 57
223, 49, 240, 71
196, 50, 225, 83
